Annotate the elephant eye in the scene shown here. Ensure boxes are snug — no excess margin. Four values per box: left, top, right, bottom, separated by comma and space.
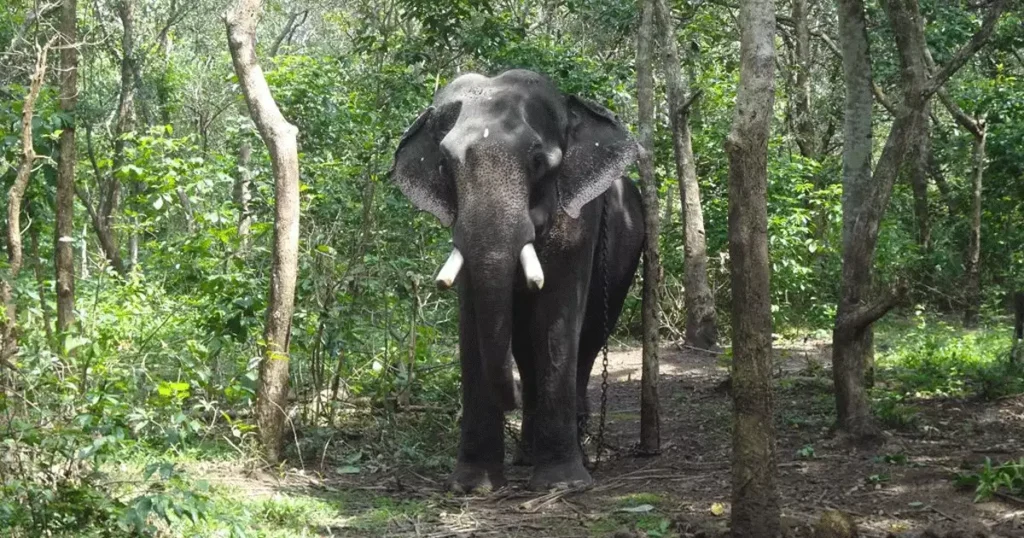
438, 154, 453, 178
530, 150, 549, 176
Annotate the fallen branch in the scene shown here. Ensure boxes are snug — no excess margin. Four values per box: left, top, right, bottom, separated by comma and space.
518, 485, 590, 513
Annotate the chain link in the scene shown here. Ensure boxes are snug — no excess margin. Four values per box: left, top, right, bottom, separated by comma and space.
593, 197, 612, 470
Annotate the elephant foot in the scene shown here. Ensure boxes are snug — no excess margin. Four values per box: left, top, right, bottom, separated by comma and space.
448, 462, 506, 494
528, 460, 592, 491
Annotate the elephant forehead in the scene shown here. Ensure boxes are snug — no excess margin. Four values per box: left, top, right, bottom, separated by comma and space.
441, 107, 536, 164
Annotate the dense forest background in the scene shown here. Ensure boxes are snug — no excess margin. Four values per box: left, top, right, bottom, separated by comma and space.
1, 0, 1023, 536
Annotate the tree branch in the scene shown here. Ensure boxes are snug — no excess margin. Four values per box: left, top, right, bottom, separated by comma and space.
813, 27, 898, 116
923, 0, 1008, 99
923, 46, 983, 138
836, 283, 908, 334
268, 10, 307, 58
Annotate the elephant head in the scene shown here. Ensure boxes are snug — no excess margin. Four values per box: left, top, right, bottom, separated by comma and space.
389, 70, 637, 407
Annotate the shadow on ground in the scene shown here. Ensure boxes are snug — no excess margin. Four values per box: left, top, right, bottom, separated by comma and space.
198, 341, 1024, 537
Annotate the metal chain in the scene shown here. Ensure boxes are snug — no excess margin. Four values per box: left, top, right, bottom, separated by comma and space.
593, 197, 612, 470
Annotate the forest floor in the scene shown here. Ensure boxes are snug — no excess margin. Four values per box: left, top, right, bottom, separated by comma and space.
187, 339, 1024, 537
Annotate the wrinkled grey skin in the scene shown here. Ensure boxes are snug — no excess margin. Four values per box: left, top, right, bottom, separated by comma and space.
390, 69, 644, 492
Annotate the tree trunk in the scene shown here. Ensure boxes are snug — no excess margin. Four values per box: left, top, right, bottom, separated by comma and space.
235, 141, 253, 250
831, 0, 1005, 442
115, 0, 136, 274
654, 0, 717, 350
908, 105, 932, 251
724, 0, 778, 533
81, 126, 126, 275
963, 128, 985, 328
830, 0, 888, 442
56, 0, 77, 337
29, 213, 55, 350
636, 0, 661, 455
176, 187, 196, 232
227, 0, 302, 464
662, 184, 673, 227
925, 50, 988, 328
80, 231, 88, 280
2, 38, 55, 369
790, 0, 815, 159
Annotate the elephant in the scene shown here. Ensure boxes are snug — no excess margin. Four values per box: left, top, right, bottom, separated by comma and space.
390, 69, 644, 492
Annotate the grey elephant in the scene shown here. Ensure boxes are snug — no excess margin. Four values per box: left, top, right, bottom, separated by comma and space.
390, 69, 644, 492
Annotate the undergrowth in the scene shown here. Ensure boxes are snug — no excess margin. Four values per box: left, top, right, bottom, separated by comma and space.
874, 317, 1024, 403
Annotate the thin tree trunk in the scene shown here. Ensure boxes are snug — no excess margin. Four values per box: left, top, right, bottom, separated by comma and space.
115, 0, 136, 274
227, 0, 302, 464
662, 184, 673, 227
963, 129, 985, 327
925, 50, 988, 328
80, 231, 88, 280
29, 214, 55, 349
636, 0, 661, 455
177, 187, 196, 232
790, 0, 815, 159
654, 0, 717, 350
724, 0, 778, 532
235, 141, 253, 250
81, 126, 126, 275
56, 0, 77, 337
908, 104, 932, 251
268, 10, 305, 58
2, 38, 56, 369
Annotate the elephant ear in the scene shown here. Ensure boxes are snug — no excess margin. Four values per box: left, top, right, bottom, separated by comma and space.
390, 102, 463, 226
557, 96, 638, 218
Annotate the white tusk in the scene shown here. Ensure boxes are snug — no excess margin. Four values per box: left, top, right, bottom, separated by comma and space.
520, 243, 544, 291
435, 248, 464, 290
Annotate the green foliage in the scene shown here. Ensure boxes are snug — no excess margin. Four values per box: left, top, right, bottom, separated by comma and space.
0, 0, 1022, 535
874, 318, 1024, 401
956, 458, 1024, 502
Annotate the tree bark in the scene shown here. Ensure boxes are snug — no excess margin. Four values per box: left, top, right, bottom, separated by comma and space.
725, 0, 778, 532
56, 0, 77, 336
909, 105, 932, 251
962, 128, 985, 327
636, 0, 661, 455
29, 212, 55, 350
2, 38, 56, 369
790, 0, 815, 158
116, 0, 137, 274
80, 126, 126, 275
654, 0, 717, 350
227, 0, 302, 464
924, 49, 988, 328
235, 141, 253, 251
831, 0, 1005, 442
830, 0, 887, 442
176, 187, 196, 232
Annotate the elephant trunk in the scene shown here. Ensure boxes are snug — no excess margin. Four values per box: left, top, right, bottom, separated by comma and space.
467, 249, 519, 411
453, 199, 537, 411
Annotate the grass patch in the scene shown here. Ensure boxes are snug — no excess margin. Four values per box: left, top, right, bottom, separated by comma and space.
874, 319, 1024, 401
173, 483, 431, 537
589, 513, 677, 537
615, 492, 664, 507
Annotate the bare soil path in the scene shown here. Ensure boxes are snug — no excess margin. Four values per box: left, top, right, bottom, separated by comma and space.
203, 342, 1024, 537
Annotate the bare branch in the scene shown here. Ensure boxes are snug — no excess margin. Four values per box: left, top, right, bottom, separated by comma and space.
923, 0, 1008, 99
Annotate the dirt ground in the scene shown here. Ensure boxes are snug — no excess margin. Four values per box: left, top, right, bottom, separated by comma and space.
208, 342, 1024, 537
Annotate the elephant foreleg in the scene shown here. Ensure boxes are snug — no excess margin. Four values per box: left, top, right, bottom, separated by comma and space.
449, 281, 506, 494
